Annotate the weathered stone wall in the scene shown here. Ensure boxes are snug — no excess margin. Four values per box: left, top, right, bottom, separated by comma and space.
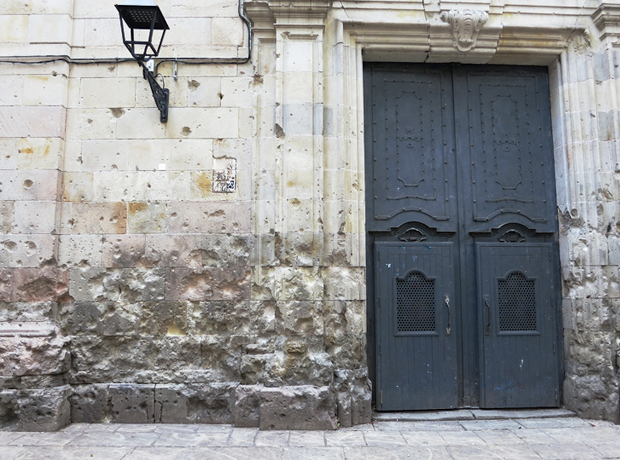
1, 0, 619, 430
552, 18, 620, 423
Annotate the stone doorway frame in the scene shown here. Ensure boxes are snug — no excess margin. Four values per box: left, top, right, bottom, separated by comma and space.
246, 0, 620, 422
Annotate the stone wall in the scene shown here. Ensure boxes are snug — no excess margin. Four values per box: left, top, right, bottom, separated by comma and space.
0, 0, 619, 430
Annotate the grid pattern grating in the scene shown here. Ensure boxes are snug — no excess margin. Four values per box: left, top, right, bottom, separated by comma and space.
119, 7, 168, 29
498, 272, 537, 331
396, 272, 435, 332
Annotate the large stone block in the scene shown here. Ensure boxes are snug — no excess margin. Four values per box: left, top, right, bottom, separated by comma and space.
0, 334, 70, 378
259, 385, 337, 430
70, 335, 204, 384
0, 106, 66, 138
70, 384, 109, 423
234, 384, 261, 427
15, 386, 71, 431
109, 383, 155, 423
154, 383, 236, 424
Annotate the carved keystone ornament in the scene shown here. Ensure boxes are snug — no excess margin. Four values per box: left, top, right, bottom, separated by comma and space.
440, 9, 489, 52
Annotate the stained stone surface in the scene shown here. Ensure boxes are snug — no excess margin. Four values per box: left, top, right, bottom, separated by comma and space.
1, 0, 620, 431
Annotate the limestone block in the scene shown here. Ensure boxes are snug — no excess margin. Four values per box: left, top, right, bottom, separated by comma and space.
171, 0, 236, 18
128, 202, 167, 234
0, 301, 55, 323
0, 270, 12, 302
280, 267, 324, 301
233, 384, 261, 427
0, 138, 18, 169
283, 104, 315, 136
284, 198, 317, 233
283, 40, 314, 73
144, 233, 203, 267
1, 0, 73, 14
165, 265, 251, 302
68, 267, 166, 303
166, 107, 239, 139
79, 78, 136, 109
213, 138, 251, 170
15, 386, 71, 432
13, 201, 56, 234
564, 373, 620, 424
190, 300, 271, 335
220, 77, 254, 108
17, 137, 62, 170
0, 169, 59, 201
322, 267, 365, 301
0, 202, 14, 234
81, 18, 122, 47
146, 171, 192, 202
126, 138, 213, 171
0, 15, 28, 42
27, 14, 72, 44
68, 202, 127, 234
212, 17, 244, 46
187, 77, 221, 107
167, 201, 251, 234
0, 335, 69, 377
62, 172, 94, 202
115, 109, 168, 139
0, 106, 66, 138
81, 139, 131, 171
109, 383, 155, 423
65, 108, 116, 140
166, 18, 211, 46
283, 72, 315, 104
57, 234, 103, 267
101, 234, 146, 268
139, 301, 189, 337
285, 169, 315, 200
70, 384, 109, 423
10, 268, 68, 303
168, 139, 214, 171
276, 301, 324, 337
0, 77, 23, 105
70, 335, 203, 384
154, 383, 236, 424
259, 385, 337, 430
58, 301, 105, 335
201, 234, 252, 267
92, 171, 149, 202
0, 234, 56, 268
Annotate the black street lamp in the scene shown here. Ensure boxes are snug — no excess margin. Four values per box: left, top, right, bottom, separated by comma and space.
115, 0, 170, 122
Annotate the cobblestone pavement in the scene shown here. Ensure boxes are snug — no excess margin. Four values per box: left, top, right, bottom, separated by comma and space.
1, 416, 619, 460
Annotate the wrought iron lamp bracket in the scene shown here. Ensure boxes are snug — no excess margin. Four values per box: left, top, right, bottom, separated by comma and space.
139, 60, 169, 123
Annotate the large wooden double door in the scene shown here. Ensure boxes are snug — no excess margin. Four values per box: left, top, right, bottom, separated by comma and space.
365, 64, 562, 410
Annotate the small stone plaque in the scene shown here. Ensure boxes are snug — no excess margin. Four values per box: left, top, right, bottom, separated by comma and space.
212, 157, 237, 193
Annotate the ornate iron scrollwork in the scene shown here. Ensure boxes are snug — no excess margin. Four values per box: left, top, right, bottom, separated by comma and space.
399, 227, 427, 242
498, 229, 526, 243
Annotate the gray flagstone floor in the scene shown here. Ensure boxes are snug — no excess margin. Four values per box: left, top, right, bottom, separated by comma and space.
1, 416, 619, 459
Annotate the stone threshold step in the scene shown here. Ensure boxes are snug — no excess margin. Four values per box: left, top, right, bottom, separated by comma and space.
374, 408, 576, 422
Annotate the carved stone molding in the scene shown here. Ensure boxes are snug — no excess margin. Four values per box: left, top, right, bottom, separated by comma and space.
592, 3, 620, 44
440, 9, 489, 52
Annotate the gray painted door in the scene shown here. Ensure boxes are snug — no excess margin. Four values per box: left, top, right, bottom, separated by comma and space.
366, 64, 561, 410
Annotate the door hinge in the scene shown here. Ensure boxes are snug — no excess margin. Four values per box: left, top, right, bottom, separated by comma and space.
553, 342, 556, 354
377, 297, 381, 308
379, 342, 382, 356
380, 391, 383, 406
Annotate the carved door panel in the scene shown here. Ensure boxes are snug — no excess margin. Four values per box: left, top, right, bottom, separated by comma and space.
366, 64, 561, 410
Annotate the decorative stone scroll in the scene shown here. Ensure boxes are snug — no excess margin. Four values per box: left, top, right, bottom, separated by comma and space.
440, 9, 489, 52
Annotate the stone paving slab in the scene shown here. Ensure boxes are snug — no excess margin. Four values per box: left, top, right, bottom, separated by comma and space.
1, 417, 620, 460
